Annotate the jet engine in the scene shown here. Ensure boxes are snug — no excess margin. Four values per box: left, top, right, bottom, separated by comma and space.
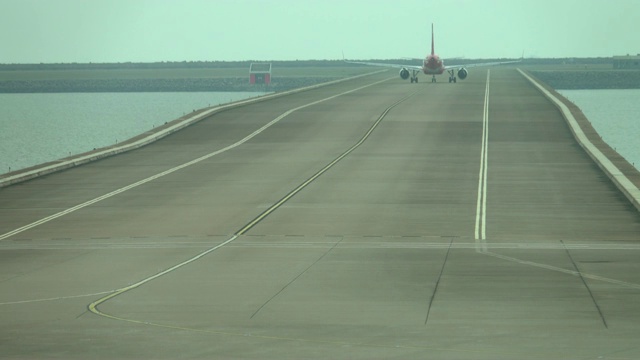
399, 68, 410, 80
457, 68, 468, 80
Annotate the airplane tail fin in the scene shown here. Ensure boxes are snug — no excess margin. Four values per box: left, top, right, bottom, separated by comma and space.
431, 23, 435, 55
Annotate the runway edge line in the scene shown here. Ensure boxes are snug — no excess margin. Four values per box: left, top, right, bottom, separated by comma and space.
0, 69, 387, 188
517, 68, 640, 213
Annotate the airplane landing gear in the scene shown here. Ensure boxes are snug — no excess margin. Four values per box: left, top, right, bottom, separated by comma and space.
447, 69, 457, 83
410, 70, 419, 83
431, 75, 437, 83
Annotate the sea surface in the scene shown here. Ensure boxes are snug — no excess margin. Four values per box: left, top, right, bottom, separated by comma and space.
0, 92, 268, 174
558, 89, 640, 170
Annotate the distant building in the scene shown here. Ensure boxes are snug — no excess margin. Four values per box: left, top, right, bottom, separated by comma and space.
249, 63, 272, 85
613, 54, 640, 69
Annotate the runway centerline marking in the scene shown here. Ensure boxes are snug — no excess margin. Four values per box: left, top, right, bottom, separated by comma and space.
0, 76, 393, 242
475, 70, 490, 248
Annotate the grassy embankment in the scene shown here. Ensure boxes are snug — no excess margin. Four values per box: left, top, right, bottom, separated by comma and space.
0, 64, 376, 93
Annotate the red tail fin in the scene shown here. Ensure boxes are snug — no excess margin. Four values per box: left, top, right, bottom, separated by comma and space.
431, 23, 435, 55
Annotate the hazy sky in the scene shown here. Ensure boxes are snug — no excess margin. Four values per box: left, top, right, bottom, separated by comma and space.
1, 0, 638, 63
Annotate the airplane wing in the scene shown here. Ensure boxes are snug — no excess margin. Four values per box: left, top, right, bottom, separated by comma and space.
443, 58, 521, 70
344, 60, 422, 71
346, 58, 521, 71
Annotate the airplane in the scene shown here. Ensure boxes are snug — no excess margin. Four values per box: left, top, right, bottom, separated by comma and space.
346, 23, 521, 83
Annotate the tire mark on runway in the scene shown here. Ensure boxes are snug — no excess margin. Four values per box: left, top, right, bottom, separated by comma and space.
249, 236, 343, 319
424, 238, 453, 325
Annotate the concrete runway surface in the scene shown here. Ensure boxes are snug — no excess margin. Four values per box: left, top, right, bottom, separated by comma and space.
1, 69, 639, 359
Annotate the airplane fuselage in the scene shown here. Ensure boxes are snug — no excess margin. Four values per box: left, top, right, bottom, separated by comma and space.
423, 54, 445, 75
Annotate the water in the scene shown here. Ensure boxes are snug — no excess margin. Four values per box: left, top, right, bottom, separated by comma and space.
1, 90, 638, 175
0, 92, 268, 174
558, 89, 640, 170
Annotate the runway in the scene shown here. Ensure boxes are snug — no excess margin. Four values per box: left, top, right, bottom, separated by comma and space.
1, 68, 639, 359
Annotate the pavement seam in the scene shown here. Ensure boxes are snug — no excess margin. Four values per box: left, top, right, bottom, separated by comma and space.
561, 239, 609, 329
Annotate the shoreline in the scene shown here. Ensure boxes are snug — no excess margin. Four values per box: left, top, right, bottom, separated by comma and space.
522, 69, 640, 209
0, 77, 339, 93
529, 70, 640, 89
0, 70, 386, 187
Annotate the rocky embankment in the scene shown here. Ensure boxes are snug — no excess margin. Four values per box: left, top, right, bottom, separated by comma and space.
0, 77, 339, 93
529, 70, 640, 89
